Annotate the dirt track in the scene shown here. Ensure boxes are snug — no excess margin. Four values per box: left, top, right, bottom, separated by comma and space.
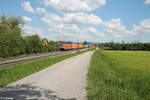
0, 51, 94, 100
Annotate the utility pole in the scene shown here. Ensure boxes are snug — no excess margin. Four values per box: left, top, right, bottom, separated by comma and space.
77, 39, 79, 52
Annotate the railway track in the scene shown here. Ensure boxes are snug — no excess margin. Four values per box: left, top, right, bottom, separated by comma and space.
0, 50, 80, 67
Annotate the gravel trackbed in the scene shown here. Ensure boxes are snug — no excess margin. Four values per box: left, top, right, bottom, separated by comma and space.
0, 51, 94, 100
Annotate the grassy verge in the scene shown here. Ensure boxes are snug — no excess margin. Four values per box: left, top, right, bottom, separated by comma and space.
0, 48, 94, 87
88, 50, 150, 100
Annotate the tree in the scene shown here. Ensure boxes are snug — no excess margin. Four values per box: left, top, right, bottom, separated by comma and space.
0, 15, 24, 35
24, 35, 47, 54
0, 15, 25, 57
83, 41, 88, 45
0, 15, 60, 58
48, 41, 60, 51
65, 41, 72, 44
100, 41, 150, 51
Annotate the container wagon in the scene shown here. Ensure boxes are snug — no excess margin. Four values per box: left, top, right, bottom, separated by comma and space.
84, 45, 88, 48
72, 44, 78, 49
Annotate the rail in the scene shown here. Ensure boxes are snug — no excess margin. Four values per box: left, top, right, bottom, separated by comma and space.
0, 50, 77, 67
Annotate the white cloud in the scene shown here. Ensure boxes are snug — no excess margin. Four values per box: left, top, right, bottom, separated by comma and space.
87, 27, 104, 37
22, 25, 44, 38
41, 13, 102, 26
43, 0, 106, 13
47, 28, 103, 42
22, 1, 35, 13
113, 33, 123, 38
40, 13, 104, 42
20, 0, 150, 42
144, 0, 150, 5
41, 13, 62, 24
36, 8, 47, 14
63, 13, 102, 25
102, 18, 150, 38
22, 16, 32, 22
103, 18, 126, 33
20, 0, 106, 42
47, 23, 104, 42
133, 18, 150, 34
102, 18, 135, 37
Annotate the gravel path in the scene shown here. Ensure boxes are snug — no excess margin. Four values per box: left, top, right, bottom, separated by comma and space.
0, 51, 94, 100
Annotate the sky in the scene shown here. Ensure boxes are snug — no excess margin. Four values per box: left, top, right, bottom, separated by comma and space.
0, 0, 150, 43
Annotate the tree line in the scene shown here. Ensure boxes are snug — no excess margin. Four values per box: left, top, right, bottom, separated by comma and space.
0, 15, 60, 58
99, 41, 150, 51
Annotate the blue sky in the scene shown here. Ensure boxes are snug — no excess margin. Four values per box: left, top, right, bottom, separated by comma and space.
0, 0, 150, 42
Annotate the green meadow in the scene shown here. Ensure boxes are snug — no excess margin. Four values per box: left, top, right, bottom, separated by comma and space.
88, 50, 150, 100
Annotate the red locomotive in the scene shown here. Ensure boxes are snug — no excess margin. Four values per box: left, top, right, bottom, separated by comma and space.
60, 44, 95, 50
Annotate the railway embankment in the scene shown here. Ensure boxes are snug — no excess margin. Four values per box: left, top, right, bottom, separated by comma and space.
0, 48, 95, 88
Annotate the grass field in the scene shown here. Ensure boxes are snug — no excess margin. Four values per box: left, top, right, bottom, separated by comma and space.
0, 48, 94, 87
88, 50, 150, 100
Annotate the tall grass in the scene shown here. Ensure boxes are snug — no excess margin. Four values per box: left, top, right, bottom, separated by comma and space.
88, 50, 150, 100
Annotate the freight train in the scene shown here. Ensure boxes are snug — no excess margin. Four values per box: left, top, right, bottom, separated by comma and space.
60, 44, 95, 50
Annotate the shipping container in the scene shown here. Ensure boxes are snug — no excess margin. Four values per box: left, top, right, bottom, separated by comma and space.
84, 45, 88, 48
60, 44, 72, 50
72, 44, 78, 49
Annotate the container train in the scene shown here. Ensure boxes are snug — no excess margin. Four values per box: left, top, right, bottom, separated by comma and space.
60, 44, 95, 50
